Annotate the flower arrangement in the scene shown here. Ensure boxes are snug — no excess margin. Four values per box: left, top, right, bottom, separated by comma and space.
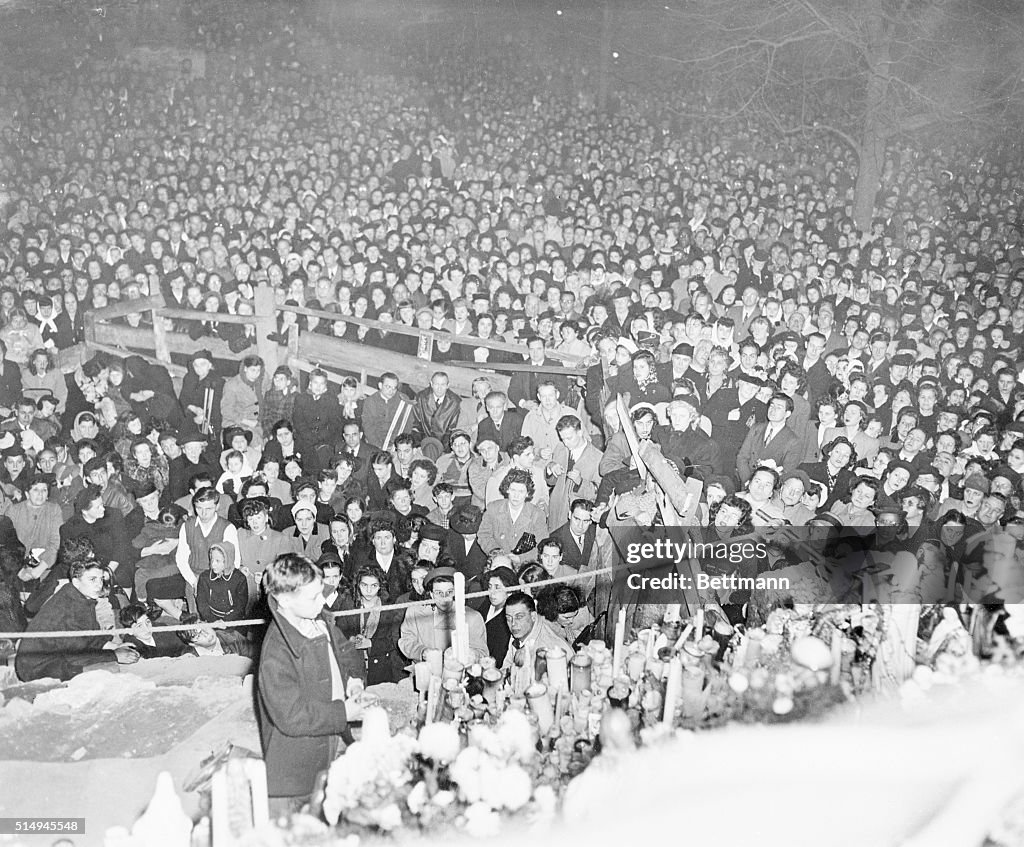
308, 601, 979, 841
321, 708, 418, 831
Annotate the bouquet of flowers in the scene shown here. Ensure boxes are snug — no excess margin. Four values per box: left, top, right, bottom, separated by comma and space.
407, 709, 555, 836
322, 708, 418, 831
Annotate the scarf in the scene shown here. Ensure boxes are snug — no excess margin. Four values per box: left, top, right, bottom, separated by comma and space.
240, 366, 264, 408
360, 598, 382, 640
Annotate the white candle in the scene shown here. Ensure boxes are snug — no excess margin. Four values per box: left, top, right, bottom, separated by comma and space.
546, 647, 569, 693
611, 609, 627, 679
662, 657, 682, 728
693, 608, 704, 640
453, 571, 469, 664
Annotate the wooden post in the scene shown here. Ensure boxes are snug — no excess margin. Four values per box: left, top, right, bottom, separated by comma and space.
253, 282, 280, 374
287, 324, 299, 377
151, 307, 171, 365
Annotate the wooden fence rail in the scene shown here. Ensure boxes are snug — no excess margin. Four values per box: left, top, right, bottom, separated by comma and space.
74, 283, 580, 398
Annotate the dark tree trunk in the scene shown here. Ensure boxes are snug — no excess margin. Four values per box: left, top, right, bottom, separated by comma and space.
853, 0, 892, 233
853, 128, 886, 233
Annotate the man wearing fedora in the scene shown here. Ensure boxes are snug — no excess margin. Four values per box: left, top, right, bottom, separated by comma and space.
398, 566, 488, 664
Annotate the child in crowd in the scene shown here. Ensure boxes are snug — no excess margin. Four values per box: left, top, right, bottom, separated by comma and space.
195, 542, 249, 622
427, 482, 455, 528
217, 450, 251, 497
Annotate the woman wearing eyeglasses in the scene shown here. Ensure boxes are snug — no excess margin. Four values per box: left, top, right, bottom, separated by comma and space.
336, 564, 404, 684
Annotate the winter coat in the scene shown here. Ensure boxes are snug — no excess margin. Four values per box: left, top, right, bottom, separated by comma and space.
221, 362, 267, 433
335, 598, 406, 685
256, 597, 366, 799
178, 371, 225, 437
15, 582, 117, 681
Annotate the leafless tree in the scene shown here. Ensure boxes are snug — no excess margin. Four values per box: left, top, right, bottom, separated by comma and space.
614, 0, 1024, 229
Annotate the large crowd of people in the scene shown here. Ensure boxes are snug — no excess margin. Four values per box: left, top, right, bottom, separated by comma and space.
0, 0, 1021, 737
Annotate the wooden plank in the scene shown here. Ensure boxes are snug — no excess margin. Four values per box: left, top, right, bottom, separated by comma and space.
443, 360, 582, 376
281, 304, 582, 364
88, 293, 166, 323
616, 393, 648, 480
92, 323, 253, 361
157, 307, 258, 326
296, 333, 509, 397
56, 343, 92, 374
87, 342, 188, 378
641, 442, 703, 522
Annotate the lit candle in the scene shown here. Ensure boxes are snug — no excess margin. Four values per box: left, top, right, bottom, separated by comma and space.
453, 571, 469, 664
611, 609, 627, 679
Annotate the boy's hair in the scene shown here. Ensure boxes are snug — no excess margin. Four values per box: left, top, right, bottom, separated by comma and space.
264, 553, 322, 597
432, 481, 454, 497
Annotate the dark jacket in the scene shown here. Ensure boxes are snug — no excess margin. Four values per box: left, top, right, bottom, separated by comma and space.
292, 391, 339, 471
508, 358, 569, 409
446, 529, 488, 584
15, 582, 118, 681
411, 388, 462, 443
471, 597, 512, 666
256, 597, 366, 799
476, 410, 525, 453
584, 362, 616, 425
178, 371, 225, 437
59, 511, 138, 587
335, 598, 405, 685
664, 427, 724, 482
0, 360, 23, 412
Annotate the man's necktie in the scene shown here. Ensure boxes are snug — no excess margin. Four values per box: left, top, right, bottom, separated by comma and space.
764, 426, 774, 446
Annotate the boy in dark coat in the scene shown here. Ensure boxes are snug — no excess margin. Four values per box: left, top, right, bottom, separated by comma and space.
257, 553, 367, 809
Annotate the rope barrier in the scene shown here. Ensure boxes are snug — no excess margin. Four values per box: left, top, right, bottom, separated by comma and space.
0, 566, 615, 640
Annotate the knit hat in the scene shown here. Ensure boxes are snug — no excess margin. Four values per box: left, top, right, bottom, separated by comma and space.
964, 474, 991, 494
